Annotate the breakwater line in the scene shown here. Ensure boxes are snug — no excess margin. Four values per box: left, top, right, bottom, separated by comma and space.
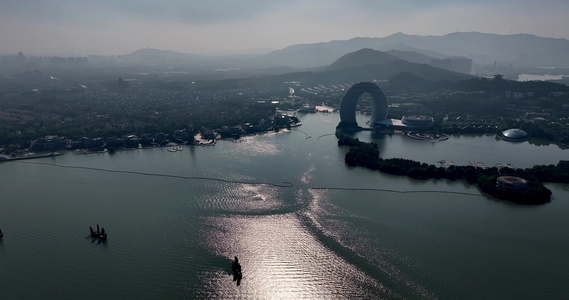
316, 133, 336, 139
17, 161, 294, 188
291, 128, 311, 139
310, 186, 482, 197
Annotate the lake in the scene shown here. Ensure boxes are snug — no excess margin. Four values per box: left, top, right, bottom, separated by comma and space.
0, 113, 568, 299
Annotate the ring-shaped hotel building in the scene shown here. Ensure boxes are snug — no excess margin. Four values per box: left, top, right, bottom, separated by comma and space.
337, 82, 388, 130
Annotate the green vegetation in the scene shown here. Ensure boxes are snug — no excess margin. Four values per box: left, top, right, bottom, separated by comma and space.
421, 77, 569, 145
340, 139, 380, 169
337, 131, 567, 204
477, 174, 552, 205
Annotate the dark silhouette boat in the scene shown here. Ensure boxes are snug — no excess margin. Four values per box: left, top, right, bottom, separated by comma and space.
89, 224, 107, 241
232, 256, 242, 285
0, 228, 3, 238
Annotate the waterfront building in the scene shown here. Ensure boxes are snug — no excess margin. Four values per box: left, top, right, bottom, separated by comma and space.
338, 82, 433, 131
105, 136, 124, 148
125, 135, 140, 148
31, 135, 68, 151
338, 82, 388, 130
496, 176, 528, 191
499, 128, 528, 141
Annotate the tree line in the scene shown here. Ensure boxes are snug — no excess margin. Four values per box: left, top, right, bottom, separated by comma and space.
337, 130, 568, 204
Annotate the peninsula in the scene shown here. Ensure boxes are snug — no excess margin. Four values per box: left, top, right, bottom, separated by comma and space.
336, 130, 567, 204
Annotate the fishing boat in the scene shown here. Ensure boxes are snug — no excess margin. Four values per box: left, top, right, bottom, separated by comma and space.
89, 224, 107, 241
232, 256, 242, 285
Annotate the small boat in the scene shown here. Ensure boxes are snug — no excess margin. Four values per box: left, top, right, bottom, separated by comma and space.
167, 145, 184, 152
232, 256, 242, 285
89, 224, 108, 241
0, 228, 3, 238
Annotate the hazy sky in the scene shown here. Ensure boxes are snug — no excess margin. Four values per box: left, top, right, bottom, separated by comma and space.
1, 0, 568, 56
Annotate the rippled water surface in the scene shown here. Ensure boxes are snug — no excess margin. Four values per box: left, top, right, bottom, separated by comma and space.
1, 113, 568, 299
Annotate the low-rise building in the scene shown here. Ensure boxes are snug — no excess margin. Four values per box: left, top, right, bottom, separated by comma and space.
31, 135, 68, 151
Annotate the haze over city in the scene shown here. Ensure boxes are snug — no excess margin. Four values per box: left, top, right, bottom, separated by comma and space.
3, 0, 569, 298
2, 0, 569, 56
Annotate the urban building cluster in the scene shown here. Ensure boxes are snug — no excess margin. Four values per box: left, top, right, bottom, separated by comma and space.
0, 52, 88, 71
0, 73, 302, 156
1, 61, 569, 157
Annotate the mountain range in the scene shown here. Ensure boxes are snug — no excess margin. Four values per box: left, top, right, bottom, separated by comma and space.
118, 32, 569, 72
193, 47, 472, 91
258, 32, 569, 68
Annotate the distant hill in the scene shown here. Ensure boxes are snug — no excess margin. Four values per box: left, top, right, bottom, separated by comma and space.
115, 48, 299, 77
115, 32, 569, 74
386, 32, 569, 68
385, 49, 473, 74
326, 48, 399, 70
258, 32, 569, 68
384, 44, 449, 60
321, 48, 470, 82
256, 40, 362, 69
255, 35, 449, 68
385, 49, 436, 65
197, 48, 472, 90
315, 61, 470, 85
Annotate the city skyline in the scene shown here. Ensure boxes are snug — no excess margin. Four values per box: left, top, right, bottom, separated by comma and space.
1, 0, 569, 56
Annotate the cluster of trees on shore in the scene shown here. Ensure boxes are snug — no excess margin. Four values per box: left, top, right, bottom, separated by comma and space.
505, 121, 569, 146
337, 131, 568, 204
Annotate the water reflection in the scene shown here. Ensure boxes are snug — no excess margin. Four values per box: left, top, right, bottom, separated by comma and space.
2, 113, 569, 299
200, 214, 393, 299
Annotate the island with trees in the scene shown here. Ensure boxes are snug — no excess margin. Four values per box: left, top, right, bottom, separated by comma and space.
337, 130, 567, 205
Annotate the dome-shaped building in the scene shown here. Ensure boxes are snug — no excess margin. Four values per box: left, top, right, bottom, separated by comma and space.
500, 128, 528, 141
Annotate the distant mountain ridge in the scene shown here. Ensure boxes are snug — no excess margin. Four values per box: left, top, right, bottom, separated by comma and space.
320, 48, 471, 83
259, 32, 569, 68
194, 46, 473, 91
117, 32, 569, 72
384, 49, 436, 65
326, 48, 399, 70
385, 49, 473, 74
210, 48, 472, 89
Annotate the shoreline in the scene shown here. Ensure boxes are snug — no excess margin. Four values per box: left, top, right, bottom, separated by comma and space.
0, 151, 64, 162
